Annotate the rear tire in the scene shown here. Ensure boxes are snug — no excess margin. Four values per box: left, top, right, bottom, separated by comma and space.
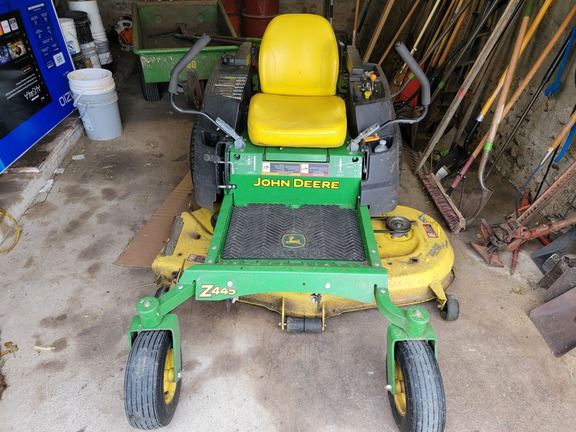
139, 63, 161, 102
124, 331, 181, 429
388, 340, 446, 432
189, 118, 199, 179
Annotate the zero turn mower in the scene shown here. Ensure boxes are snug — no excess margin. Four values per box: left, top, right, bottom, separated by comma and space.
124, 14, 457, 432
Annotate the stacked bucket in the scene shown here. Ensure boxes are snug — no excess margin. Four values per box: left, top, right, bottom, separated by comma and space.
58, 17, 85, 69
57, 1, 121, 140
58, 0, 112, 70
68, 0, 112, 68
59, 10, 98, 68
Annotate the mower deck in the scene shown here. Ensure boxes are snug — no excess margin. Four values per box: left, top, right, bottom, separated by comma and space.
153, 203, 454, 319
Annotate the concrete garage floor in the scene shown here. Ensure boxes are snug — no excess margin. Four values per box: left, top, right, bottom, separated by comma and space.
1, 60, 576, 432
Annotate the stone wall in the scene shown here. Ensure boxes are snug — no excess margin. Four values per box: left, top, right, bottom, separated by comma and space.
483, 1, 575, 219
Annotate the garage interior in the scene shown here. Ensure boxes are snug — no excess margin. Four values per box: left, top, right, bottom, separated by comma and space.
1, 0, 576, 431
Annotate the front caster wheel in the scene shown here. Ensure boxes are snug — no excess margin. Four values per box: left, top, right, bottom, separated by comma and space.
440, 293, 459, 321
124, 330, 181, 429
388, 340, 446, 432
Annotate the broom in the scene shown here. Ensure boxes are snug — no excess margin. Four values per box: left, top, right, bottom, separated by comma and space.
419, 2, 576, 232
413, 0, 523, 232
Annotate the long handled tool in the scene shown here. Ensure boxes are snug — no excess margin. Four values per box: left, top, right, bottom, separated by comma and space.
484, 32, 573, 180
426, 0, 461, 71
433, 8, 576, 234
465, 0, 535, 222
431, 0, 553, 142
378, 0, 421, 64
390, 0, 476, 100
363, 0, 396, 61
414, 0, 524, 233
391, 0, 442, 84
398, 0, 506, 112
434, 37, 504, 179
428, 0, 505, 104
352, 0, 361, 46
524, 111, 576, 181
446, 4, 576, 196
413, 0, 524, 176
520, 54, 576, 204
419, 0, 475, 64
483, 111, 576, 225
432, 0, 469, 71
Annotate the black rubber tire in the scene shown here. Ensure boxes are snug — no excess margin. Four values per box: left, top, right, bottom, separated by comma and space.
210, 211, 219, 228
189, 117, 199, 179
139, 63, 161, 102
124, 331, 181, 429
388, 340, 446, 432
398, 140, 403, 181
154, 286, 169, 298
440, 294, 459, 321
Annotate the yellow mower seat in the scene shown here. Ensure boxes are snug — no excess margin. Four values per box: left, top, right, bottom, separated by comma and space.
248, 14, 346, 148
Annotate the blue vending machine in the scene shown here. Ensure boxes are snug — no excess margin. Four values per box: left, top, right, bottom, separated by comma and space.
0, 0, 75, 173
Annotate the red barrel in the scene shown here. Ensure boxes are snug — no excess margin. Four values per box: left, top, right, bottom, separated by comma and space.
221, 0, 241, 36
242, 0, 279, 37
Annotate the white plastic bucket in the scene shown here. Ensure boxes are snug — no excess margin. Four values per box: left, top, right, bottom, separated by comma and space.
68, 0, 106, 42
58, 18, 81, 55
80, 41, 101, 68
68, 69, 122, 140
95, 40, 112, 65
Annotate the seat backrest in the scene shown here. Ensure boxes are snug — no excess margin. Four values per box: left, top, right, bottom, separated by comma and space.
258, 14, 339, 96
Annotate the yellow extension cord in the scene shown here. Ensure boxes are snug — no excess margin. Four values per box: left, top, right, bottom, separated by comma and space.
0, 207, 20, 254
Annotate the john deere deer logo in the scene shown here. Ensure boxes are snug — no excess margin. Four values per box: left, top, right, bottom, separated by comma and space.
282, 234, 306, 248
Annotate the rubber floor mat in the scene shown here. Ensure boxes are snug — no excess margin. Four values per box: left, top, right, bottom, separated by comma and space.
223, 204, 366, 261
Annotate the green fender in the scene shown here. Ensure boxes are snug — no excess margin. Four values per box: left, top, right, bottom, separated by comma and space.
374, 287, 438, 394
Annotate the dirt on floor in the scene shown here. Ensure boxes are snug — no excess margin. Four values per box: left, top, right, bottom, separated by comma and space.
0, 50, 575, 432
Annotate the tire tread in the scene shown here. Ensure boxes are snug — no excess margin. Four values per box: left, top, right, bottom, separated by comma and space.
124, 331, 180, 430
388, 340, 446, 432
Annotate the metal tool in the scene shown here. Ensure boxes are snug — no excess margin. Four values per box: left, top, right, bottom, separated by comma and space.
471, 159, 576, 269
468, 0, 535, 224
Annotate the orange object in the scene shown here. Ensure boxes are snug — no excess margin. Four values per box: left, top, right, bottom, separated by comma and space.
395, 68, 423, 110
119, 28, 133, 46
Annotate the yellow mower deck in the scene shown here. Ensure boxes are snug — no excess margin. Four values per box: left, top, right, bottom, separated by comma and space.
153, 205, 454, 320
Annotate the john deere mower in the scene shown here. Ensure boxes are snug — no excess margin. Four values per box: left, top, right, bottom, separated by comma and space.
124, 14, 457, 432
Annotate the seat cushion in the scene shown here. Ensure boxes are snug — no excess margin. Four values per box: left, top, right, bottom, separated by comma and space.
258, 14, 339, 96
248, 93, 347, 148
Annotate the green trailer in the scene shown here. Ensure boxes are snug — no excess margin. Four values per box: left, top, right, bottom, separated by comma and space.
132, 0, 238, 101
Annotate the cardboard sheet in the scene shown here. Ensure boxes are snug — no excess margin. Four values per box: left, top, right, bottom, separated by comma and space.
115, 174, 193, 268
